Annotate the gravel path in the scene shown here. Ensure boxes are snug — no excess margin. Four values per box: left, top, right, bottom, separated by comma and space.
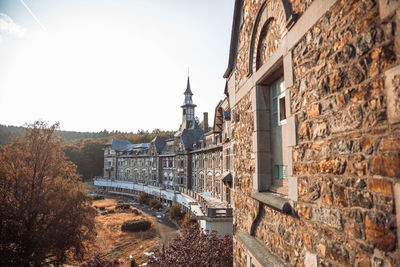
129, 202, 180, 245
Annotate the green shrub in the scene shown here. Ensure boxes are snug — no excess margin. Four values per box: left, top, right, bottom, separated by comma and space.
149, 199, 163, 210
121, 219, 151, 232
138, 193, 150, 205
170, 206, 184, 220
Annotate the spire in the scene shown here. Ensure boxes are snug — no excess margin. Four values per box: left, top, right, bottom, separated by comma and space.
184, 76, 193, 95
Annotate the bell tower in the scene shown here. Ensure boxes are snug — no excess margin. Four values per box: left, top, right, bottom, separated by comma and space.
181, 76, 197, 129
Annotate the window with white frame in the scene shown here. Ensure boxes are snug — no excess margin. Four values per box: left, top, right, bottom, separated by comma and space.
270, 77, 288, 193
225, 148, 231, 170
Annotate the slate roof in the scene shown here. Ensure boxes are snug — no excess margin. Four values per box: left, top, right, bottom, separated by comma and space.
184, 76, 193, 95
152, 136, 172, 153
180, 128, 208, 150
109, 139, 132, 152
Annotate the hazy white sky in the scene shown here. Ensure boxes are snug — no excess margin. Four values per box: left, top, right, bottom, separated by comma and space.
0, 0, 234, 132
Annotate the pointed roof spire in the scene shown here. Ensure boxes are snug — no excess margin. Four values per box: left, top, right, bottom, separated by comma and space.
184, 76, 193, 95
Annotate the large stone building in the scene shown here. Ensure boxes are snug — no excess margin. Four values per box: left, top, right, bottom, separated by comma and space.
96, 0, 400, 265
223, 0, 400, 266
96, 77, 234, 235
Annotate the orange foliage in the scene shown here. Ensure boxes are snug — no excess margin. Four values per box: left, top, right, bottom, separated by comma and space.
0, 121, 95, 266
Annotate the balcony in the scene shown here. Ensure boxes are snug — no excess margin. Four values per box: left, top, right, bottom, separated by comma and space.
178, 187, 232, 218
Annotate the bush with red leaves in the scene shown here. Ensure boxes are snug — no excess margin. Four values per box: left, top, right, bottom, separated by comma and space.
148, 223, 233, 267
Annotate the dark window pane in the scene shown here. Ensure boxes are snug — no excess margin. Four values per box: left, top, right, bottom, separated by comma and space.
279, 96, 286, 121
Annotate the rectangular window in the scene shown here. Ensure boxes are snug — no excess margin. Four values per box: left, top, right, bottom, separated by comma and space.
225, 148, 231, 170
270, 77, 288, 194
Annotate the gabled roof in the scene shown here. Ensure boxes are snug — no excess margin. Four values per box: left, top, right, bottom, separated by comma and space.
180, 128, 208, 151
152, 136, 172, 153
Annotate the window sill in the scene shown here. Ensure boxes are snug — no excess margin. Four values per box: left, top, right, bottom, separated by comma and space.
237, 233, 287, 267
251, 192, 291, 214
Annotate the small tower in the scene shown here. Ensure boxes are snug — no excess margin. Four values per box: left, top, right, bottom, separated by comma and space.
181, 77, 197, 129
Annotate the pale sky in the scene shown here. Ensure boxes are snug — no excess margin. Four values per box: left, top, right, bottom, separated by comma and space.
0, 0, 234, 132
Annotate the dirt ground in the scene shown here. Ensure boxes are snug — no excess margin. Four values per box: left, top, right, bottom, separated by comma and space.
67, 198, 160, 266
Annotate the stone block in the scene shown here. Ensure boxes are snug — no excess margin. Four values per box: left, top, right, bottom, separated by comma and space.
299, 122, 311, 140
347, 154, 368, 177
385, 64, 400, 124
330, 104, 363, 134
285, 89, 291, 117
380, 136, 400, 151
307, 103, 320, 118
284, 52, 294, 88
312, 206, 342, 230
332, 184, 348, 208
368, 179, 393, 196
304, 251, 317, 267
294, 202, 311, 219
365, 214, 395, 251
327, 242, 350, 266
349, 189, 373, 209
354, 252, 370, 267
374, 194, 393, 213
318, 158, 346, 175
360, 136, 373, 154
311, 121, 329, 140
370, 155, 400, 177
379, 0, 400, 20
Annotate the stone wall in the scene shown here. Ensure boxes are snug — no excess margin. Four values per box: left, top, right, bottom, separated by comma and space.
231, 0, 400, 266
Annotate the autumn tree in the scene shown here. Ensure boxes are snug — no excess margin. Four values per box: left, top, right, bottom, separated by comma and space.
0, 121, 95, 266
63, 139, 104, 180
148, 223, 233, 267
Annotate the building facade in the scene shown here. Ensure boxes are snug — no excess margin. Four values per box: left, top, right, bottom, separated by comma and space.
97, 0, 400, 264
97, 77, 234, 235
224, 0, 400, 266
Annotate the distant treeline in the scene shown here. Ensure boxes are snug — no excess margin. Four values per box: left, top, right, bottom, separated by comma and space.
0, 124, 174, 144
0, 124, 174, 180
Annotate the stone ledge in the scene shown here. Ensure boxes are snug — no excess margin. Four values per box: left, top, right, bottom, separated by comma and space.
251, 192, 292, 213
237, 233, 287, 267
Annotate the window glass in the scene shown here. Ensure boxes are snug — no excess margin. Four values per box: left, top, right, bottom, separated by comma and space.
270, 77, 288, 194
279, 96, 286, 121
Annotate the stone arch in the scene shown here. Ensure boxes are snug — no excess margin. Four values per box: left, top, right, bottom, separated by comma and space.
248, 0, 291, 74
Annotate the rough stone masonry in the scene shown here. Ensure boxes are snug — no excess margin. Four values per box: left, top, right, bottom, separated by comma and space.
223, 0, 400, 266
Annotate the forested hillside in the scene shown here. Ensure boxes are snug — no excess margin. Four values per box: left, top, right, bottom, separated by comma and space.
0, 124, 174, 180
0, 124, 174, 144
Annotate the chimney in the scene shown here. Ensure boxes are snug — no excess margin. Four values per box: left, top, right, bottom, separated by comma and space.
203, 112, 209, 130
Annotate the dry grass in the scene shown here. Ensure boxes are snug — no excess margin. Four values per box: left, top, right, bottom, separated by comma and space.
68, 198, 159, 266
